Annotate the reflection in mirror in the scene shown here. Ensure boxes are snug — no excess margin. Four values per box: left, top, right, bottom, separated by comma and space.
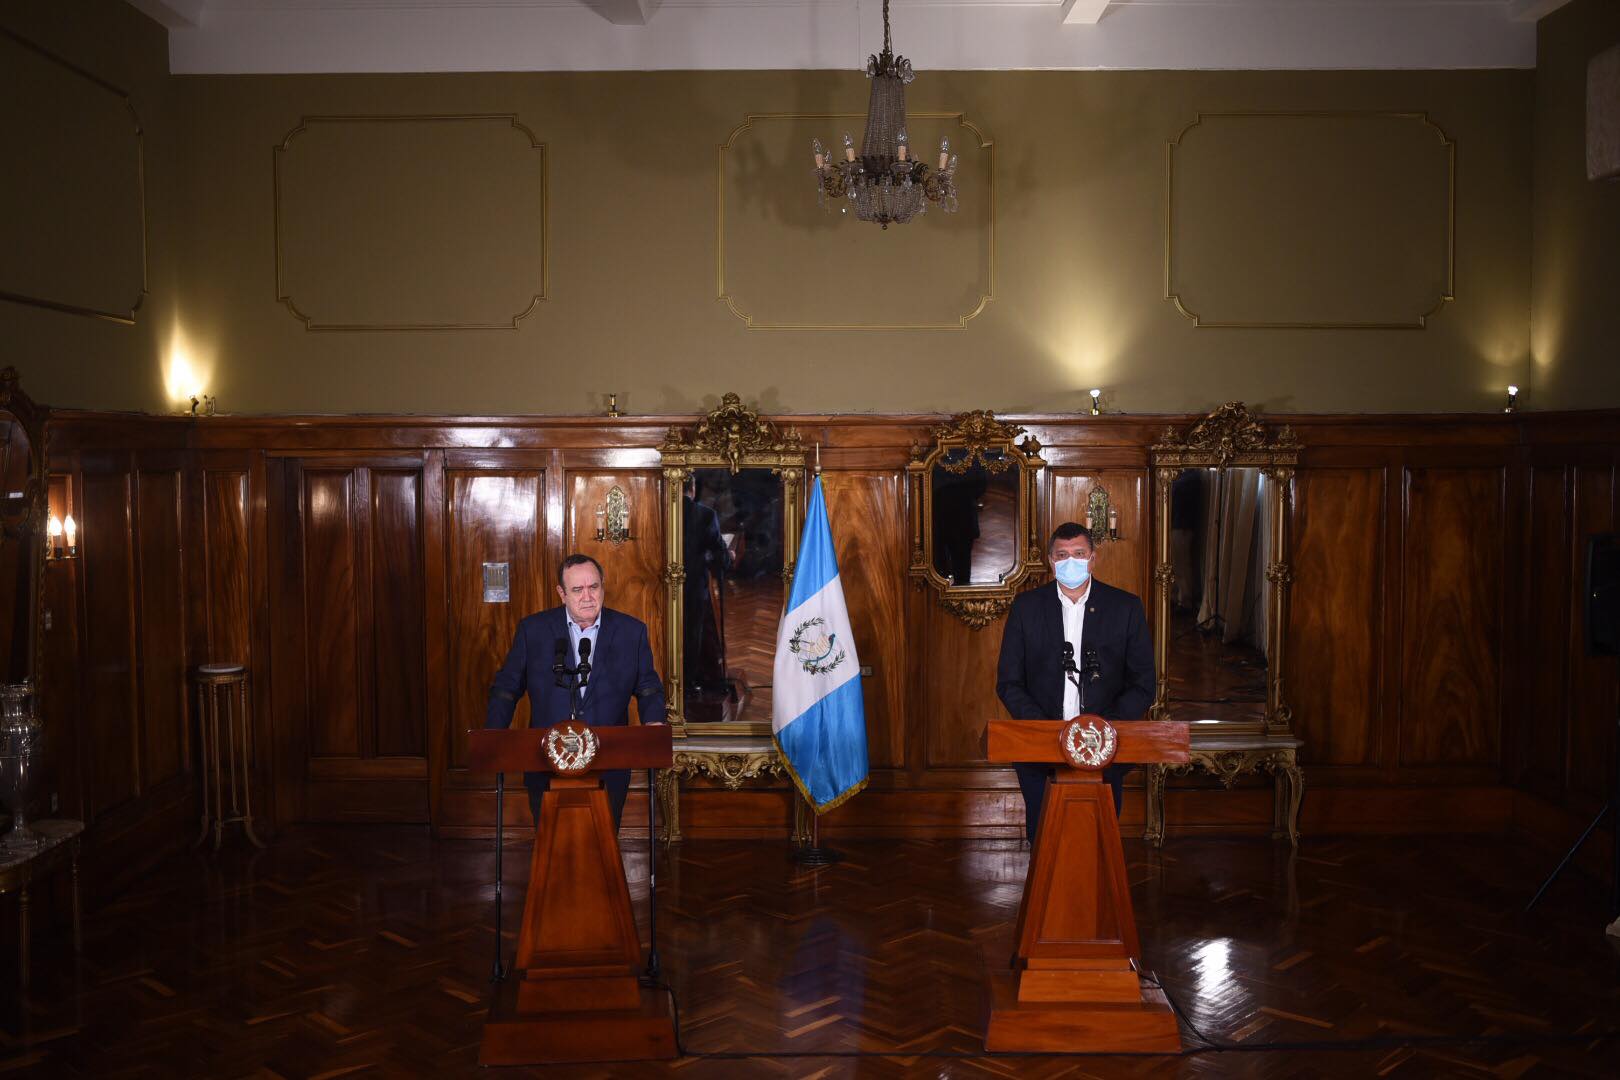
930, 449, 1018, 586
0, 415, 36, 684
683, 468, 784, 724
1167, 467, 1273, 724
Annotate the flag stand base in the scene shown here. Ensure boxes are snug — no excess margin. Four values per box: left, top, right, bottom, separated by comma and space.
790, 844, 843, 867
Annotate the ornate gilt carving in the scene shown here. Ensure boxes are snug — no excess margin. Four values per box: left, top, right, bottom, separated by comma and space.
1143, 745, 1304, 846
660, 392, 808, 736
929, 411, 1025, 473
1150, 402, 1300, 739
939, 595, 1013, 630
661, 392, 804, 474
907, 412, 1047, 630
1153, 401, 1301, 468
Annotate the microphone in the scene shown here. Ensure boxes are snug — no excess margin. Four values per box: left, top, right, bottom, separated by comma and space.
576, 635, 592, 689
1083, 647, 1101, 682
552, 637, 569, 684
1061, 641, 1077, 674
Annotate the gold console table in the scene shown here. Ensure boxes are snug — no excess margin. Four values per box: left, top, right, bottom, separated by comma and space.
0, 818, 83, 991
1144, 735, 1303, 847
655, 736, 810, 844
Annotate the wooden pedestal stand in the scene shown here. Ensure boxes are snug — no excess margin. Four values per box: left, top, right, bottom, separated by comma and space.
984, 717, 1190, 1054
467, 726, 677, 1065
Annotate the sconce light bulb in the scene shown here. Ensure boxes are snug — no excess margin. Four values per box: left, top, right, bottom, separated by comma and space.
1089, 389, 1101, 399
47, 515, 62, 539
1505, 385, 1519, 413
64, 514, 77, 542
1089, 388, 1102, 416
1508, 385, 1519, 396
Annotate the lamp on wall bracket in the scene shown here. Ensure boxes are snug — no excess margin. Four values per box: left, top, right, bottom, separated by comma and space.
1086, 486, 1121, 543
1089, 388, 1102, 416
1505, 385, 1519, 414
46, 514, 76, 560
606, 393, 622, 419
594, 485, 634, 544
188, 394, 215, 417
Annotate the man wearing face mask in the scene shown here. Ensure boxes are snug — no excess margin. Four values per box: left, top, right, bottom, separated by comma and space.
995, 522, 1155, 843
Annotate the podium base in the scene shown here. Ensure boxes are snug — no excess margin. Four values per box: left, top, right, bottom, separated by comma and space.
478, 979, 677, 1065
984, 969, 1182, 1054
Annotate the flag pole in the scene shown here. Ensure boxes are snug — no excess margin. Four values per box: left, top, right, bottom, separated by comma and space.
790, 445, 842, 867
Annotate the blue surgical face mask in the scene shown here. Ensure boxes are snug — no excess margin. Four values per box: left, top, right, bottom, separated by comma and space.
1054, 557, 1091, 589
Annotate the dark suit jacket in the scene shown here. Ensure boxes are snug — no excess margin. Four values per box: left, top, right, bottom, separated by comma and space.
486, 606, 667, 789
996, 579, 1154, 723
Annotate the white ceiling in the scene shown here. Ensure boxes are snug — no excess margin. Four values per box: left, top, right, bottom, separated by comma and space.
127, 0, 1572, 74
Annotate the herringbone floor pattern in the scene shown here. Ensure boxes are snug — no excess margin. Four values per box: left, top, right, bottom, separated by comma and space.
3, 828, 1619, 1077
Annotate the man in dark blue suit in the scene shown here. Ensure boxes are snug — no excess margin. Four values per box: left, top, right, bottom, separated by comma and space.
486, 553, 667, 830
996, 522, 1154, 843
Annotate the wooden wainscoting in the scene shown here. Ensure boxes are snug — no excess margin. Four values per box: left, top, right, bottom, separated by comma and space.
40, 409, 1620, 861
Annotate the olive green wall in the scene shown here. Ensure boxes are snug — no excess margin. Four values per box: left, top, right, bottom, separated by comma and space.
1530, 0, 1620, 412
1, 0, 178, 413
0, 2, 1549, 417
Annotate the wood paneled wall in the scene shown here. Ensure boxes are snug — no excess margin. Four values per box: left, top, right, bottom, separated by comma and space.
41, 410, 1620, 858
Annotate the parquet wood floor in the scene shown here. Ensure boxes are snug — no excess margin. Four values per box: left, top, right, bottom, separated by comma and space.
4, 828, 1619, 1077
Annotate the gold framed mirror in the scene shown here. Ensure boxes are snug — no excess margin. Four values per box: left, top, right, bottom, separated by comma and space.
1149, 402, 1299, 735
906, 411, 1047, 629
660, 393, 807, 736
0, 368, 48, 695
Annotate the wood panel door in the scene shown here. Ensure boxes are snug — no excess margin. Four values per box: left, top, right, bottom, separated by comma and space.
271, 457, 429, 822
436, 465, 548, 827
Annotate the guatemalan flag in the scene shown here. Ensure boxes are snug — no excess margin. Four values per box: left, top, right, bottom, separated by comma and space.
772, 476, 869, 814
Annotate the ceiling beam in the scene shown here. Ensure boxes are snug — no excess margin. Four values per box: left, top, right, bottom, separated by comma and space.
1060, 0, 1114, 26
125, 0, 206, 30
1505, 0, 1576, 22
583, 0, 662, 26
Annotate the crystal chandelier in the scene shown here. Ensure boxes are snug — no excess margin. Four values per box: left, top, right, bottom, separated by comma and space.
811, 0, 959, 229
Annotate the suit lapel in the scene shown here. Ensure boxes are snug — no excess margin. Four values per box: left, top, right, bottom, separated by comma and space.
584, 610, 618, 720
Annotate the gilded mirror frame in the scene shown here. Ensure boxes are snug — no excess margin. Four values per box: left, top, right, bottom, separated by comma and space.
0, 368, 49, 699
1149, 402, 1299, 735
906, 411, 1047, 630
659, 393, 807, 737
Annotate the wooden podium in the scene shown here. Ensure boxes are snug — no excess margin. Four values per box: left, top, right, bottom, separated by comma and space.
984, 717, 1190, 1054
466, 724, 678, 1065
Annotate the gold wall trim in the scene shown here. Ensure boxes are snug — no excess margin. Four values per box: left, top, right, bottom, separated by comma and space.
0, 28, 147, 326
1164, 110, 1455, 330
273, 114, 548, 331
716, 112, 995, 330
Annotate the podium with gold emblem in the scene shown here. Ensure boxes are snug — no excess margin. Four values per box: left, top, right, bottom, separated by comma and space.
467, 723, 677, 1065
984, 716, 1190, 1053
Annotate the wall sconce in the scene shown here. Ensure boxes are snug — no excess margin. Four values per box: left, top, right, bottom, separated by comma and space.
46, 514, 77, 560
1086, 486, 1121, 543
594, 485, 634, 544
1504, 385, 1519, 413
606, 392, 622, 419
189, 394, 216, 417
1089, 388, 1102, 416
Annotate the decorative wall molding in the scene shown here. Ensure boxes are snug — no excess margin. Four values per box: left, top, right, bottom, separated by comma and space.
273, 113, 548, 331
716, 111, 994, 330
0, 28, 147, 326
1164, 111, 1455, 330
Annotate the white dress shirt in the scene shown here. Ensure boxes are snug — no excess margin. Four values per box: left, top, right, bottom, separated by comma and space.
1057, 579, 1091, 720
567, 613, 601, 700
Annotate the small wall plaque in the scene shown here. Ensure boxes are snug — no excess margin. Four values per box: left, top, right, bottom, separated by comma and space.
482, 562, 510, 603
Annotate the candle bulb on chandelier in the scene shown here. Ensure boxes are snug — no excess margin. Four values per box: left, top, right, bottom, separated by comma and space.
897, 129, 909, 161
843, 133, 857, 162
938, 136, 950, 171
812, 138, 826, 169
